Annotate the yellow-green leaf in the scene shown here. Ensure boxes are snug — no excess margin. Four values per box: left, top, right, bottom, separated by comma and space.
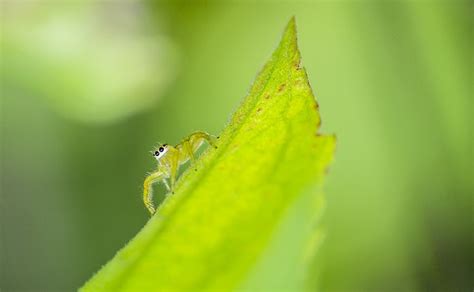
81, 17, 335, 291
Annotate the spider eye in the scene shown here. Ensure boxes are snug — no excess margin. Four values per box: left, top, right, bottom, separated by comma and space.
159, 147, 164, 152
154, 151, 159, 156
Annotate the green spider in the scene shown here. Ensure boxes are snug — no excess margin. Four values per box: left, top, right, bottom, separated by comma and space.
143, 131, 218, 215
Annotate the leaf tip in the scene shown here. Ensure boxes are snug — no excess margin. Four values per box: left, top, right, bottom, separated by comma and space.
276, 16, 301, 67
283, 16, 297, 43
287, 16, 297, 30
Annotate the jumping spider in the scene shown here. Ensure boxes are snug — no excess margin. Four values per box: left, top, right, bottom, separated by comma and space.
143, 131, 218, 214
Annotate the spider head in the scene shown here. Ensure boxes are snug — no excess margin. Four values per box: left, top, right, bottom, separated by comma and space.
152, 144, 169, 160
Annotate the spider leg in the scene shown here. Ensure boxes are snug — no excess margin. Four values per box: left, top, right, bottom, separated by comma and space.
182, 140, 197, 171
189, 131, 218, 149
143, 170, 166, 215
169, 153, 180, 194
178, 131, 218, 171
162, 178, 171, 192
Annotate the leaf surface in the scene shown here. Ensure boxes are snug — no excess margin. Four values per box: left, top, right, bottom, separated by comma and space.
81, 18, 335, 291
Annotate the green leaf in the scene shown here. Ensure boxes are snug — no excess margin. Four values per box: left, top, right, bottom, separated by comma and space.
81, 17, 335, 291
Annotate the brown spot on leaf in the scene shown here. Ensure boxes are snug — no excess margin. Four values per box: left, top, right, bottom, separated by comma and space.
278, 83, 286, 92
257, 107, 262, 113
264, 94, 271, 99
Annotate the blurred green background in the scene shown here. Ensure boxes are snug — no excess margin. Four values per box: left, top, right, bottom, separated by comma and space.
1, 1, 472, 291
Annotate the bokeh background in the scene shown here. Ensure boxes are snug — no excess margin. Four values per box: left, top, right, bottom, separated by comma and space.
1, 1, 472, 291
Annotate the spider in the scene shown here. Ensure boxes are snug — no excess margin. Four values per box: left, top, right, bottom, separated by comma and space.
143, 131, 218, 214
